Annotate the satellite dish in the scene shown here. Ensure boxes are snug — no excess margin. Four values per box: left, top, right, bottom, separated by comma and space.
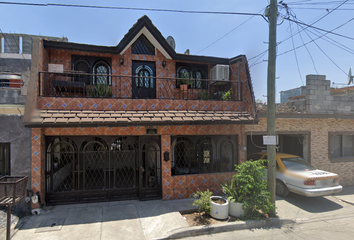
166, 36, 176, 50
347, 67, 353, 85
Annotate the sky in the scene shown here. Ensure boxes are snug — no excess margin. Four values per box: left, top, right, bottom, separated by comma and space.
1, 0, 354, 103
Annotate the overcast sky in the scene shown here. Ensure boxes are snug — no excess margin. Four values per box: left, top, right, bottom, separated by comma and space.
1, 0, 354, 103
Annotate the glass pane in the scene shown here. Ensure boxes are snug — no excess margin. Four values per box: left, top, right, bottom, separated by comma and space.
330, 135, 341, 158
343, 135, 353, 157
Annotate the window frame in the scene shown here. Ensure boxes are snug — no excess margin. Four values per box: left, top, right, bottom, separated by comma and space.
0, 143, 10, 176
176, 63, 208, 89
71, 55, 112, 85
329, 132, 354, 162
171, 135, 237, 176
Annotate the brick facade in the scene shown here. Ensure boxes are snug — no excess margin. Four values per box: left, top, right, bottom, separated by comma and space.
245, 117, 354, 186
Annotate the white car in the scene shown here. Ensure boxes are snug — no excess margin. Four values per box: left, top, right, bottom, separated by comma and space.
248, 152, 343, 197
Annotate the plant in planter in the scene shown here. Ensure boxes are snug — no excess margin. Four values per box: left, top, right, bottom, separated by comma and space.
198, 90, 210, 100
210, 195, 229, 220
221, 180, 245, 217
178, 72, 194, 99
192, 189, 212, 216
88, 84, 112, 97
222, 89, 232, 100
233, 160, 275, 219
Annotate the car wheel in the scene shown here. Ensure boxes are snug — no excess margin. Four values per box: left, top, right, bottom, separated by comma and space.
276, 180, 289, 197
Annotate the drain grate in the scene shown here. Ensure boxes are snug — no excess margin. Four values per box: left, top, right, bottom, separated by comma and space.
35, 218, 66, 233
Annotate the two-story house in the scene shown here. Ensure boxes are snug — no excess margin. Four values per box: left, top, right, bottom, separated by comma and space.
24, 16, 256, 209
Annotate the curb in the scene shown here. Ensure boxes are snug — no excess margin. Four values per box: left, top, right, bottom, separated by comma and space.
162, 218, 295, 239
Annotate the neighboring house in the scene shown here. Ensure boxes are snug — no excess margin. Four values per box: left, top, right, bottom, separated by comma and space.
23, 15, 256, 209
0, 33, 67, 213
246, 74, 354, 186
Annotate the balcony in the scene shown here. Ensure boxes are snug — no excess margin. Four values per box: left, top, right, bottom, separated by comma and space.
38, 72, 243, 101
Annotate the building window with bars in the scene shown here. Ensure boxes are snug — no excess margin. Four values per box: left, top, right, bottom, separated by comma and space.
93, 61, 111, 85
330, 134, 354, 161
171, 136, 237, 175
176, 65, 208, 89
131, 34, 155, 55
0, 143, 10, 176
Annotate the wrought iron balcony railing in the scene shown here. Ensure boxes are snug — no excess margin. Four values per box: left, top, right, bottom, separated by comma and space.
38, 72, 243, 101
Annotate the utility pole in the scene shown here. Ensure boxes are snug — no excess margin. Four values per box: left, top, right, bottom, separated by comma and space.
266, 0, 277, 217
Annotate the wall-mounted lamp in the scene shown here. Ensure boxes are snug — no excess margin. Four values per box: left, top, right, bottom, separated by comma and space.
164, 151, 170, 162
162, 59, 166, 68
119, 57, 124, 65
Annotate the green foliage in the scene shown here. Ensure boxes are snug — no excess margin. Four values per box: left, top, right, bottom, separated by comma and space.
178, 72, 194, 85
192, 189, 212, 214
88, 84, 112, 97
198, 90, 210, 100
221, 180, 244, 203
222, 89, 232, 100
228, 160, 275, 219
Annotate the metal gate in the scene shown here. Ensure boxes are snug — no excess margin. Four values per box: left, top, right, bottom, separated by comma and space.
45, 136, 160, 205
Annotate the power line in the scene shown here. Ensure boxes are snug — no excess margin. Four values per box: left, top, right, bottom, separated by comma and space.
248, 0, 348, 66
288, 19, 305, 85
0, 1, 265, 17
286, 17, 354, 41
298, 23, 347, 75
196, 8, 265, 54
296, 24, 319, 74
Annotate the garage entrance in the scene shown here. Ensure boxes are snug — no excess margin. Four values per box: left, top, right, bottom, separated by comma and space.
246, 133, 310, 161
45, 136, 161, 205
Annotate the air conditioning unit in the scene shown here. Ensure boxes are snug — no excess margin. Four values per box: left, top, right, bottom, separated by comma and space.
48, 64, 63, 73
210, 65, 230, 82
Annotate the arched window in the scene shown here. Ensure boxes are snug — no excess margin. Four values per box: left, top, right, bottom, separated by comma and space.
176, 66, 192, 88
73, 59, 91, 84
172, 137, 195, 175
135, 64, 154, 88
194, 68, 207, 89
93, 61, 111, 85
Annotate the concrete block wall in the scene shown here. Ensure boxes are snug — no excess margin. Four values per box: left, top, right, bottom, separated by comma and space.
0, 89, 26, 104
287, 74, 354, 114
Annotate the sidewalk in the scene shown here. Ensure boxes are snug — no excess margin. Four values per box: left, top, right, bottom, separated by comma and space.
7, 185, 354, 240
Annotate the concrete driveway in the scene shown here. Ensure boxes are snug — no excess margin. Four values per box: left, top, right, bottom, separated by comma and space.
12, 199, 194, 240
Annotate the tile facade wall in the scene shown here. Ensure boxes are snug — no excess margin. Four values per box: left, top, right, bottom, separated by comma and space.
30, 124, 247, 204
34, 43, 254, 113
245, 117, 354, 186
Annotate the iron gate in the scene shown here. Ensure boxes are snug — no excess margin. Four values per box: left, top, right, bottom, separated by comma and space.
45, 136, 160, 205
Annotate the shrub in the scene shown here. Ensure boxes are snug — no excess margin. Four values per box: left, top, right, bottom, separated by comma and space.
192, 189, 212, 215
232, 160, 275, 219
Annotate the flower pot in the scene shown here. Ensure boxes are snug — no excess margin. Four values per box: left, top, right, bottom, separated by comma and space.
229, 200, 244, 217
180, 84, 188, 99
210, 196, 229, 220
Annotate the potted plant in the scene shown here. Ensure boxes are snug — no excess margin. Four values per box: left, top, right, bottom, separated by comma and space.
231, 160, 275, 219
222, 89, 232, 100
192, 189, 212, 216
221, 180, 245, 217
88, 84, 112, 97
210, 195, 229, 220
178, 72, 194, 99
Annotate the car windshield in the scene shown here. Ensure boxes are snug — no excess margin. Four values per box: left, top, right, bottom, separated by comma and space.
280, 157, 316, 171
